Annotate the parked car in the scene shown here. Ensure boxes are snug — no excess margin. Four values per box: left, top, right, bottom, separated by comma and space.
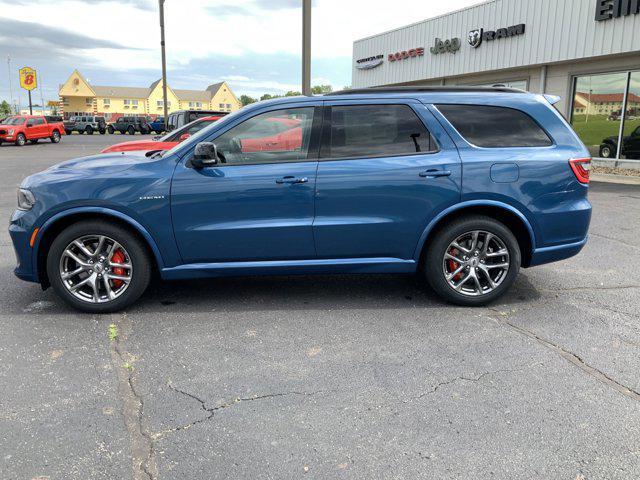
147, 117, 166, 134
101, 115, 224, 153
166, 109, 228, 132
599, 125, 640, 159
10, 87, 592, 312
64, 115, 107, 135
0, 115, 65, 146
107, 116, 152, 135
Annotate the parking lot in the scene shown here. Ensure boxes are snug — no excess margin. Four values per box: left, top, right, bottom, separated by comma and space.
1, 134, 639, 479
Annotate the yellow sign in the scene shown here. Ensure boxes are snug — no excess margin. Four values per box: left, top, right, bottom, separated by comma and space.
19, 67, 37, 91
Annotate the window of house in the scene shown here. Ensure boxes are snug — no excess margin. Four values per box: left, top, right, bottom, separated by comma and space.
321, 104, 438, 159
85, 98, 92, 106
213, 107, 315, 165
437, 104, 552, 148
219, 103, 225, 109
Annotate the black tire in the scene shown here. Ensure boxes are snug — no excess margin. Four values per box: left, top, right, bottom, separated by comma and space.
85, 126, 94, 135
424, 215, 521, 306
51, 131, 61, 143
127, 126, 135, 135
599, 144, 614, 158
15, 133, 26, 146
46, 220, 152, 313
107, 125, 115, 134
99, 129, 106, 135
65, 129, 72, 135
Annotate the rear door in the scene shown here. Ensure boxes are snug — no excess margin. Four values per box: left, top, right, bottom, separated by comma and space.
314, 100, 461, 260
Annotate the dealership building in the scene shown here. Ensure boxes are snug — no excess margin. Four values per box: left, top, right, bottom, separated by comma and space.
352, 0, 640, 161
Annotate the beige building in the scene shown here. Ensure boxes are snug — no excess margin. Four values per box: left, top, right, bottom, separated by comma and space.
58, 70, 241, 119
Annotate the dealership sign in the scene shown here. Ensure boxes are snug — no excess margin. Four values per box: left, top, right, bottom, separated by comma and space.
595, 0, 640, 20
388, 47, 425, 62
430, 37, 461, 55
467, 23, 526, 48
356, 54, 384, 70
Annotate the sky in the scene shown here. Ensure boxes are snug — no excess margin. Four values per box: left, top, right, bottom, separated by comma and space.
0, 0, 483, 106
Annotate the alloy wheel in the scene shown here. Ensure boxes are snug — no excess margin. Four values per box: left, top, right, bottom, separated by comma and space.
59, 235, 133, 304
442, 230, 510, 297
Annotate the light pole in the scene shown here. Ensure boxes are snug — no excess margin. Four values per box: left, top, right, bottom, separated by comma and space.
7, 55, 15, 113
302, 0, 311, 96
159, 0, 169, 125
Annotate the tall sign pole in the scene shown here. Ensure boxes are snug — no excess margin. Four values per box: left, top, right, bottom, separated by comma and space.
19, 66, 37, 115
159, 0, 169, 125
302, 0, 311, 96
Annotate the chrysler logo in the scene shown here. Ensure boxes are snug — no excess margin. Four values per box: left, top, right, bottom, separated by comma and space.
468, 29, 483, 48
356, 54, 384, 70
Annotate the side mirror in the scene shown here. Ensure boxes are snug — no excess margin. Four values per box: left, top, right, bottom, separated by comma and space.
179, 133, 191, 142
191, 142, 220, 168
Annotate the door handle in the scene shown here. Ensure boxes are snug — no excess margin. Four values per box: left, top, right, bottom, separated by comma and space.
276, 176, 308, 184
419, 169, 452, 179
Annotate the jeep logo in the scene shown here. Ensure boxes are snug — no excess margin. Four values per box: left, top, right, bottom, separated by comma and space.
468, 23, 526, 48
430, 37, 461, 55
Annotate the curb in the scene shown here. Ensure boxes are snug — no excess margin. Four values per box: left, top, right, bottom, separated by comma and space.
591, 174, 640, 186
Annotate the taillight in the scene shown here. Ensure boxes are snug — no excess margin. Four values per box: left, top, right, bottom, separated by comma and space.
569, 158, 591, 184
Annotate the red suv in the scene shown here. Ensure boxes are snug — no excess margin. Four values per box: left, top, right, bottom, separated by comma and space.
0, 115, 65, 146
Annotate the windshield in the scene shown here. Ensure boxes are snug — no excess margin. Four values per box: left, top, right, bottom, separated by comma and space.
2, 116, 26, 125
162, 108, 246, 158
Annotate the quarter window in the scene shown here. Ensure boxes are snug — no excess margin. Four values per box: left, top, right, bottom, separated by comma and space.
322, 104, 437, 160
437, 104, 552, 148
214, 107, 314, 165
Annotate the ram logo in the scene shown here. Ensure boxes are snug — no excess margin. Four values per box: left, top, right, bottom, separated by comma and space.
468, 28, 483, 48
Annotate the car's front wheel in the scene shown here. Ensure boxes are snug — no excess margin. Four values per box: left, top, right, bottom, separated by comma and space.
107, 125, 115, 134
51, 131, 61, 143
599, 144, 614, 158
47, 221, 152, 313
425, 215, 521, 306
127, 126, 135, 135
15, 133, 26, 146
86, 126, 94, 135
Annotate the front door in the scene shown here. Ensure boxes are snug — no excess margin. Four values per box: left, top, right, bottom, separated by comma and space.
624, 126, 640, 160
314, 101, 461, 260
171, 106, 320, 264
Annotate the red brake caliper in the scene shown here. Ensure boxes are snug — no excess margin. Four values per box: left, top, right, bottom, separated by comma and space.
448, 248, 463, 281
111, 250, 126, 288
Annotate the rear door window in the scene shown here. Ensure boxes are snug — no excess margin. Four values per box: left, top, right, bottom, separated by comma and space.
321, 104, 438, 160
436, 104, 552, 148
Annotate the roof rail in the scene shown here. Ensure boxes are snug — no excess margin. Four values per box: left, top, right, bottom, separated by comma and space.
329, 86, 527, 96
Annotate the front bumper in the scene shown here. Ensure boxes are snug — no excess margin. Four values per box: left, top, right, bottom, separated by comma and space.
9, 222, 38, 282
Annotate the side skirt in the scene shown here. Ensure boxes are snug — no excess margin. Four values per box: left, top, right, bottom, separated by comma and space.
160, 257, 417, 280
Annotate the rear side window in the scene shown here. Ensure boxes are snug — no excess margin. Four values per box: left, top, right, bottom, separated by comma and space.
322, 104, 437, 160
437, 104, 552, 148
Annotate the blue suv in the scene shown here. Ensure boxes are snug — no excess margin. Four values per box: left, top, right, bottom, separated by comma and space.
10, 87, 592, 312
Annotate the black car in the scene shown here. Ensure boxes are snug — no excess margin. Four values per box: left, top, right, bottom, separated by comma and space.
166, 110, 228, 132
599, 125, 640, 159
107, 116, 152, 135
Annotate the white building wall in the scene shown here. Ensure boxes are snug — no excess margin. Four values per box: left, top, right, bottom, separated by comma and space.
353, 0, 640, 91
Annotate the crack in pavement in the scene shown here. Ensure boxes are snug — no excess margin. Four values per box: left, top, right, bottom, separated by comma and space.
487, 309, 640, 403
155, 384, 324, 438
590, 232, 640, 250
108, 314, 157, 480
539, 284, 640, 293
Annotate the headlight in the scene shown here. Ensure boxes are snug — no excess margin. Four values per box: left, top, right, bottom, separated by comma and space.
17, 188, 36, 210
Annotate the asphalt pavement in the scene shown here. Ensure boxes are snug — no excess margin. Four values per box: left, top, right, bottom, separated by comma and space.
1, 134, 639, 480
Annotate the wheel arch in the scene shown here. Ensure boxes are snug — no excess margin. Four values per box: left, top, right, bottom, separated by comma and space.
414, 201, 537, 268
34, 208, 165, 287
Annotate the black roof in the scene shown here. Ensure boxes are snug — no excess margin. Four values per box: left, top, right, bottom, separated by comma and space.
329, 86, 527, 96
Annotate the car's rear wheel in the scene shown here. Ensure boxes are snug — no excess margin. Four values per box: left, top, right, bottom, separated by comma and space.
425, 215, 521, 306
107, 125, 115, 134
47, 221, 152, 313
127, 126, 135, 135
599, 144, 614, 158
65, 129, 72, 135
15, 134, 26, 146
51, 131, 61, 143
99, 129, 106, 135
86, 126, 94, 135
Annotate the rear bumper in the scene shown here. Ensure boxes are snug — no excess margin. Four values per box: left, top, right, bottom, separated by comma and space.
528, 236, 588, 267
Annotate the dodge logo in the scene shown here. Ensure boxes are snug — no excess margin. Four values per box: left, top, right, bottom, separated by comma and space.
468, 29, 483, 48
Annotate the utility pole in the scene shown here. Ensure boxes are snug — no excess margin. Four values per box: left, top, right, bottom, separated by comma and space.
302, 0, 311, 96
39, 73, 45, 115
7, 55, 14, 113
159, 0, 169, 125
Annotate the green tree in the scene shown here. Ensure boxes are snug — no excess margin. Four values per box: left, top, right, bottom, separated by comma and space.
311, 84, 333, 95
0, 100, 10, 116
239, 94, 257, 106
284, 90, 302, 97
260, 93, 277, 101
